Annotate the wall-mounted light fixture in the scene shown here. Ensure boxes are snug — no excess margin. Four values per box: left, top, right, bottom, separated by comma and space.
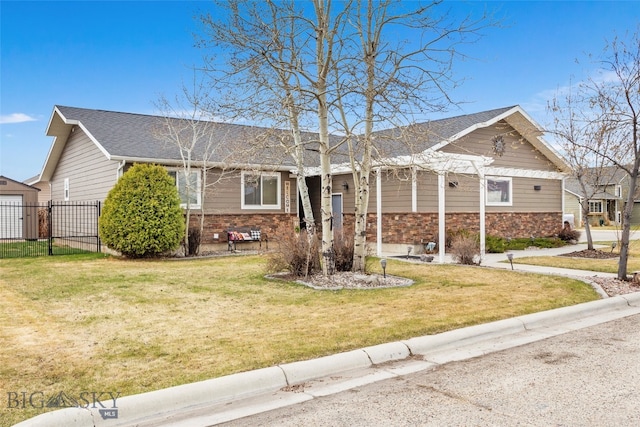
448, 181, 458, 188
342, 181, 349, 190
534, 185, 542, 191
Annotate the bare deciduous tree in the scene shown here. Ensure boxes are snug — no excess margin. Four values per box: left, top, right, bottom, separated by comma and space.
549, 84, 617, 250
550, 28, 639, 279
197, 0, 495, 274
154, 79, 238, 256
334, 0, 495, 272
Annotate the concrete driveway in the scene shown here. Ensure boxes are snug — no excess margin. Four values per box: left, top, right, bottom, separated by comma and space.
222, 314, 640, 427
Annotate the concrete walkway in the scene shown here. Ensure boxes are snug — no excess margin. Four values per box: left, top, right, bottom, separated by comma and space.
15, 240, 640, 427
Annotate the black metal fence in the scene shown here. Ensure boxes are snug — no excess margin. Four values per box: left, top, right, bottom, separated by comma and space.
0, 201, 101, 258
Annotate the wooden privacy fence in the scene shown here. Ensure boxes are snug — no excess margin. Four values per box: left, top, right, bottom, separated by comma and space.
0, 201, 101, 258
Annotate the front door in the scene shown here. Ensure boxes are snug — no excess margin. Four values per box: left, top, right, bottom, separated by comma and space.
332, 194, 343, 231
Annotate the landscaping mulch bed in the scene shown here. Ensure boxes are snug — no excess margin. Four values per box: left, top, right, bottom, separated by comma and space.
558, 249, 619, 259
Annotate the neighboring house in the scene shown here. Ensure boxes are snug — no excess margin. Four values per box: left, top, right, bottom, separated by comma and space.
563, 166, 640, 228
306, 105, 570, 260
31, 105, 569, 259
0, 175, 40, 239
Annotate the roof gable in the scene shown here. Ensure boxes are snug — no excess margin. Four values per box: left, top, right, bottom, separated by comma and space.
369, 106, 569, 172
0, 175, 40, 191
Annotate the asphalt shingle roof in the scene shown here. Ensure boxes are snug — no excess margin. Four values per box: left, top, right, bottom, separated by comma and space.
56, 106, 315, 168
54, 105, 520, 168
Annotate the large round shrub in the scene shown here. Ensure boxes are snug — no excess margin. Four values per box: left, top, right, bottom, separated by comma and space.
99, 163, 184, 257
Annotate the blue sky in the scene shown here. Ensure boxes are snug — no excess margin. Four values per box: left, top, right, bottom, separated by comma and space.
1, 0, 639, 182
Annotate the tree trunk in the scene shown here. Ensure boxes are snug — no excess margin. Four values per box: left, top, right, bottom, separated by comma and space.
617, 168, 639, 280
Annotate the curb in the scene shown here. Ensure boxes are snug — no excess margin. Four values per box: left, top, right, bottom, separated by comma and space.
14, 292, 640, 427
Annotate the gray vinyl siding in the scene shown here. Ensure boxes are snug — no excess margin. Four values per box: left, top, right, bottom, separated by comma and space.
332, 174, 355, 214
33, 182, 51, 202
442, 122, 559, 172
380, 171, 412, 213
50, 130, 118, 202
492, 178, 562, 212
371, 167, 562, 214
416, 170, 439, 211
564, 191, 583, 227
202, 170, 297, 215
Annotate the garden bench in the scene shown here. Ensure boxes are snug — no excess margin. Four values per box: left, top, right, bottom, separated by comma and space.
227, 227, 267, 251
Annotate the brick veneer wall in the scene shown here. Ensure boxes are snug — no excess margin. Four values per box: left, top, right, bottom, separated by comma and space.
343, 211, 562, 244
187, 213, 299, 243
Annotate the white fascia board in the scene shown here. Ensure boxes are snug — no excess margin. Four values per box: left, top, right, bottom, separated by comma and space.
40, 107, 112, 181
303, 152, 492, 176
484, 166, 567, 180
110, 156, 296, 172
564, 188, 582, 198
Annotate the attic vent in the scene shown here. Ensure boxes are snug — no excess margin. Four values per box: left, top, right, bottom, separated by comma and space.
0, 180, 7, 185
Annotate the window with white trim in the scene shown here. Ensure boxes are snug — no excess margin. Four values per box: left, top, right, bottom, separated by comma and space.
63, 178, 70, 201
589, 201, 603, 214
168, 169, 202, 209
242, 171, 280, 209
486, 177, 512, 206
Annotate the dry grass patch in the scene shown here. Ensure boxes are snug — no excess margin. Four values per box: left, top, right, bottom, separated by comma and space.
0, 254, 597, 425
513, 239, 640, 274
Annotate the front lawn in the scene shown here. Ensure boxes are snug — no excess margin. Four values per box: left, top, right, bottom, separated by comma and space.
513, 239, 640, 274
0, 254, 598, 426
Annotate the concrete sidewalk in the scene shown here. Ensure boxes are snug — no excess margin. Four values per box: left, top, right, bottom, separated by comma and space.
385, 243, 619, 279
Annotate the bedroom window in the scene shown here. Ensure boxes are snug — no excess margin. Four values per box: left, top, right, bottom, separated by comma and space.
168, 169, 201, 209
486, 177, 512, 206
242, 171, 280, 209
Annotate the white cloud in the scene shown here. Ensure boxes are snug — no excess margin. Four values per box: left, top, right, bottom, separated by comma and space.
0, 113, 37, 124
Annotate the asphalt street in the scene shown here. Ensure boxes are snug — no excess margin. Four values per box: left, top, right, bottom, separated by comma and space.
222, 314, 640, 427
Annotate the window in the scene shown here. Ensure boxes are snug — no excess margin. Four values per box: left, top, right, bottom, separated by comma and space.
615, 185, 622, 197
242, 171, 280, 209
486, 177, 512, 206
168, 169, 201, 209
589, 201, 603, 214
64, 178, 70, 201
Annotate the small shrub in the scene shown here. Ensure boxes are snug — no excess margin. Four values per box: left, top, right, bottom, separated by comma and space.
99, 163, 184, 258
486, 235, 506, 253
558, 226, 581, 243
334, 231, 354, 272
187, 227, 201, 256
267, 229, 320, 277
450, 234, 480, 265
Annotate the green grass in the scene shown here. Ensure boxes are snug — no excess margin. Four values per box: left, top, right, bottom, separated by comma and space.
0, 240, 94, 258
0, 254, 598, 426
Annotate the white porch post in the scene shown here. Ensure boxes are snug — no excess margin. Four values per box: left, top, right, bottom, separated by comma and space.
411, 167, 417, 212
438, 172, 445, 263
479, 168, 486, 259
376, 168, 382, 256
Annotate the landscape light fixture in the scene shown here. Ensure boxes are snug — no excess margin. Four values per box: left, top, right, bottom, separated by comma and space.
380, 258, 387, 278
506, 253, 514, 270
611, 241, 617, 253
